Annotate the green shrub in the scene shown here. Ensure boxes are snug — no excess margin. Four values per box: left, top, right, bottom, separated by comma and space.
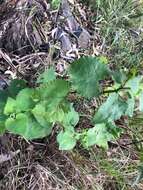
1, 56, 143, 150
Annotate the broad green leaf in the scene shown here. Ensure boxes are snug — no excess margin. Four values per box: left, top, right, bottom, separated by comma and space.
4, 97, 16, 115
8, 79, 27, 98
112, 70, 127, 84
125, 97, 135, 117
5, 113, 52, 140
93, 93, 128, 124
4, 89, 35, 115
32, 101, 69, 124
45, 103, 79, 125
32, 103, 50, 127
37, 68, 56, 84
45, 106, 65, 123
62, 105, 79, 128
57, 130, 76, 150
85, 122, 121, 149
0, 115, 7, 134
5, 113, 29, 137
39, 79, 70, 108
69, 56, 110, 98
16, 88, 35, 112
32, 99, 72, 125
125, 76, 142, 96
139, 92, 143, 112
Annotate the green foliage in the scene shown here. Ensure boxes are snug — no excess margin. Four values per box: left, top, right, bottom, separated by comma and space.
5, 113, 52, 139
133, 164, 143, 186
51, 0, 61, 9
0, 115, 7, 134
7, 79, 27, 97
38, 79, 70, 102
139, 93, 143, 112
57, 130, 77, 150
125, 97, 135, 117
93, 93, 128, 123
57, 105, 79, 150
1, 56, 143, 150
37, 68, 56, 84
125, 76, 142, 96
84, 0, 143, 72
69, 56, 109, 98
83, 122, 121, 149
4, 97, 17, 115
112, 70, 127, 84
62, 105, 79, 127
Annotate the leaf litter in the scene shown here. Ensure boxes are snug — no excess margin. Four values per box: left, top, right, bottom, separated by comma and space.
0, 0, 90, 84
0, 0, 92, 189
0, 0, 143, 189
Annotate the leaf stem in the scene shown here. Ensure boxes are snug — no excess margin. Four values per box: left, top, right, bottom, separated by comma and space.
103, 87, 130, 94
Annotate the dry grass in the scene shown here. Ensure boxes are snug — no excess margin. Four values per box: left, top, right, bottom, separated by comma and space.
0, 130, 142, 190
0, 0, 143, 190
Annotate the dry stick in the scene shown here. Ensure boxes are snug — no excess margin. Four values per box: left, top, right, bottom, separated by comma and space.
0, 49, 17, 69
122, 139, 143, 146
24, 8, 45, 65
103, 73, 132, 94
0, 49, 24, 77
12, 52, 47, 64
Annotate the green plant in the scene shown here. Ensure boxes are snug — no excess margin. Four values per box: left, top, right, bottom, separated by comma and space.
84, 0, 143, 71
1, 56, 143, 150
51, 0, 61, 9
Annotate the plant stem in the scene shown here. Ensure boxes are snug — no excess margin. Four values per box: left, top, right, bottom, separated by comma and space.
103, 87, 130, 94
